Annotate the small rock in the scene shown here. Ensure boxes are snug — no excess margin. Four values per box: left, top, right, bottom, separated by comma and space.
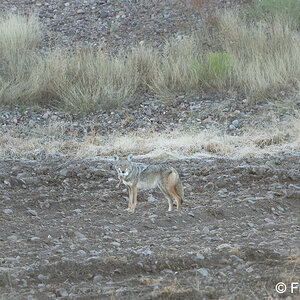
57, 288, 68, 297
111, 242, 121, 247
232, 119, 239, 127
246, 266, 254, 273
38, 274, 49, 281
264, 218, 273, 223
7, 235, 18, 241
230, 255, 244, 263
42, 113, 49, 119
196, 253, 205, 260
93, 275, 103, 284
197, 268, 209, 277
288, 184, 300, 190
142, 250, 153, 256
77, 250, 87, 256
28, 209, 38, 216
4, 180, 11, 187
202, 226, 209, 234
74, 231, 87, 241
59, 169, 68, 177
3, 209, 13, 215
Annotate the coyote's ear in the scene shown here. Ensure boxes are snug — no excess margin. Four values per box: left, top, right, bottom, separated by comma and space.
127, 154, 133, 162
113, 154, 119, 162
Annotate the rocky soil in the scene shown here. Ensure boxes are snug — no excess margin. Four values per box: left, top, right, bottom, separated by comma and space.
0, 155, 299, 299
0, 0, 249, 50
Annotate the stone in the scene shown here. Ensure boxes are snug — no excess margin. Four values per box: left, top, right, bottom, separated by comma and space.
59, 169, 68, 177
77, 250, 87, 256
202, 226, 209, 234
3, 209, 13, 215
196, 253, 205, 260
232, 119, 239, 127
57, 288, 68, 297
74, 231, 87, 241
111, 242, 121, 247
197, 268, 209, 277
93, 275, 103, 284
28, 209, 38, 216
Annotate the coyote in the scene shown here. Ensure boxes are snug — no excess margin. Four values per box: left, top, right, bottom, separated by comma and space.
113, 154, 184, 212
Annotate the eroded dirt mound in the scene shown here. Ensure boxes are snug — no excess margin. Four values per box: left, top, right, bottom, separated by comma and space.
0, 155, 299, 299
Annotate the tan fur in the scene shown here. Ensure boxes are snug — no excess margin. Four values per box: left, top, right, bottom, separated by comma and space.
113, 154, 184, 212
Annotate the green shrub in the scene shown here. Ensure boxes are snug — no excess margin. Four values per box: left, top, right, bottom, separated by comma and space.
190, 52, 230, 88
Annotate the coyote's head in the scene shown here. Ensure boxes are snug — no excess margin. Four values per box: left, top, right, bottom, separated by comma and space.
113, 154, 133, 178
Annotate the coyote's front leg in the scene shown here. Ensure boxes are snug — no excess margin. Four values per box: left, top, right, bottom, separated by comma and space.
126, 186, 133, 211
131, 186, 138, 212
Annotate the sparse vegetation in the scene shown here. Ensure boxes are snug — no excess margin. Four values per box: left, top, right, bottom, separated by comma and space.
1, 116, 299, 159
0, 7, 299, 111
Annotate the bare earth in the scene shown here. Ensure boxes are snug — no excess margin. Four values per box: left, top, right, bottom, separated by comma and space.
0, 155, 299, 299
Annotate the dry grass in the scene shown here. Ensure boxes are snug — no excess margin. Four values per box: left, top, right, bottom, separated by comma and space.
149, 37, 201, 100
0, 116, 299, 160
39, 48, 140, 112
219, 11, 300, 100
0, 11, 299, 109
161, 279, 191, 296
0, 14, 43, 106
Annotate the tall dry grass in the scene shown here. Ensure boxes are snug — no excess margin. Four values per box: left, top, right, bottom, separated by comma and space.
150, 37, 201, 100
219, 11, 300, 100
0, 10, 299, 111
39, 48, 140, 112
0, 14, 43, 106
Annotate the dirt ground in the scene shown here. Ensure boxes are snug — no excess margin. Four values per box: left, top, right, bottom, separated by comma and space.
0, 155, 299, 299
